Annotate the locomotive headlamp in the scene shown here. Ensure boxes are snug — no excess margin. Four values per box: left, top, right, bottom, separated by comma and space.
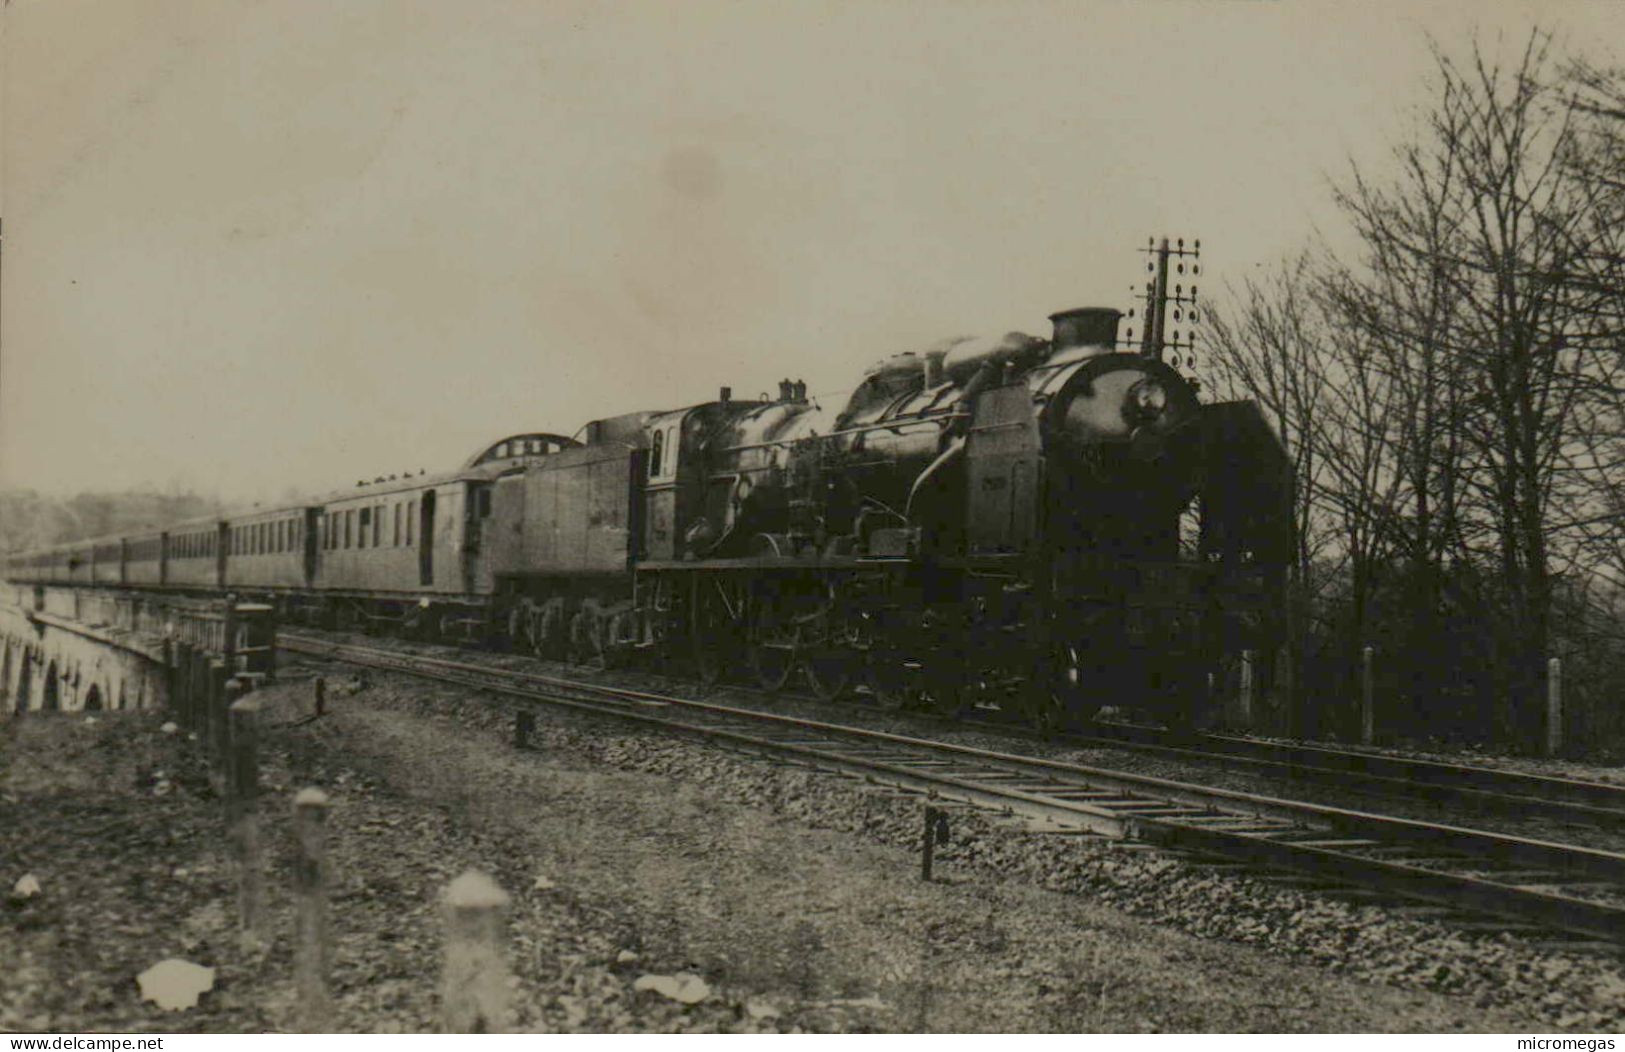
1128, 377, 1168, 422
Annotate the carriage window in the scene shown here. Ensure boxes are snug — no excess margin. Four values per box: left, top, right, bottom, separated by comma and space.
649, 430, 664, 478
344, 510, 353, 549
374, 505, 383, 546
478, 488, 492, 518
406, 500, 415, 545
359, 507, 371, 549
394, 503, 402, 546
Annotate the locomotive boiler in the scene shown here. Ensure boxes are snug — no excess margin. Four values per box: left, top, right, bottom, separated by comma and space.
627, 305, 1292, 724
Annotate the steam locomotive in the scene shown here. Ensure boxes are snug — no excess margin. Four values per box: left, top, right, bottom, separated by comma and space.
6, 306, 1291, 725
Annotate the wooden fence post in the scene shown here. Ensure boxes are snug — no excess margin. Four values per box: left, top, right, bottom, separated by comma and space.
513, 710, 534, 750
228, 694, 265, 943
1547, 656, 1563, 758
211, 660, 230, 773
174, 642, 194, 727
1238, 649, 1255, 728
161, 639, 174, 715
1360, 645, 1375, 746
293, 788, 332, 1031
441, 870, 512, 1033
313, 676, 326, 718
222, 597, 238, 677
191, 651, 210, 738
920, 806, 949, 882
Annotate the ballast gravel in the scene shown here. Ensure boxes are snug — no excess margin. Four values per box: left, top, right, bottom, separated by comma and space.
292, 655, 1625, 1031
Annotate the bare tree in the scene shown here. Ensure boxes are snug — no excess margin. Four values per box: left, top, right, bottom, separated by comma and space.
1213, 31, 1625, 747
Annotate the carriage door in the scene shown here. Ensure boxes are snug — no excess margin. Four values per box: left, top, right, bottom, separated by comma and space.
302, 507, 321, 585
419, 490, 436, 585
465, 482, 494, 593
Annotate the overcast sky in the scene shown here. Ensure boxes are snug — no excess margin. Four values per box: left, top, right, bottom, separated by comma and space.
2, 0, 1621, 505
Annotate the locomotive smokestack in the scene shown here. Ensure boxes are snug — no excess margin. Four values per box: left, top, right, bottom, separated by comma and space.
1049, 307, 1123, 353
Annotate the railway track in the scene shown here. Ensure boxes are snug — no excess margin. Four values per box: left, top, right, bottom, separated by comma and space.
1022, 720, 1625, 830
280, 631, 1625, 948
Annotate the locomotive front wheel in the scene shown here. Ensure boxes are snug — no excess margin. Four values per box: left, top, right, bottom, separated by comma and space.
750, 629, 798, 692
860, 653, 913, 711
566, 610, 594, 666
803, 647, 855, 702
691, 590, 735, 688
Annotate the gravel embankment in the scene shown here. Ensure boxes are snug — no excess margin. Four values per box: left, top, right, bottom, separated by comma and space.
290, 655, 1625, 1029
0, 663, 1590, 1032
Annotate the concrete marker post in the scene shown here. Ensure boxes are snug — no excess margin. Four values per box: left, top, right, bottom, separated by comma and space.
293, 788, 332, 1031
1547, 656, 1563, 758
441, 869, 513, 1033
228, 695, 265, 943
1361, 645, 1375, 746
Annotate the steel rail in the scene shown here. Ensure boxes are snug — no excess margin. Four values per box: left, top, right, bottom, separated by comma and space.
1066, 720, 1625, 828
280, 632, 1625, 944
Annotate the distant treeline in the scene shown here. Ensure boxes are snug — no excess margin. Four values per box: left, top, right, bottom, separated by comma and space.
0, 489, 223, 554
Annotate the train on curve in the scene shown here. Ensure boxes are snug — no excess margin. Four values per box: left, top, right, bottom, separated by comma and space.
5, 306, 1292, 725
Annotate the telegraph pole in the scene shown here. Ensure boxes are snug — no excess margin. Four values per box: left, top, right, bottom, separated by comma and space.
1124, 236, 1203, 384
